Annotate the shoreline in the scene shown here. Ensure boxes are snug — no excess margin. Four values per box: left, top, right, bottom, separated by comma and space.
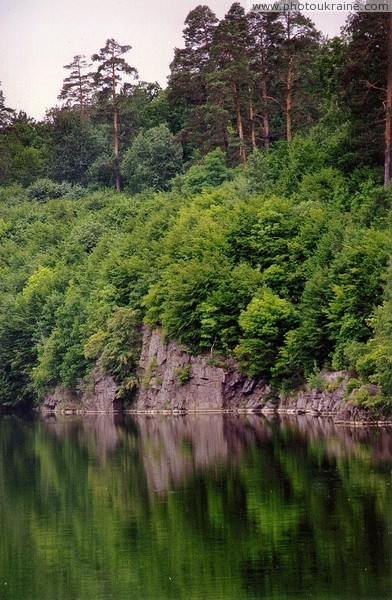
36, 404, 392, 427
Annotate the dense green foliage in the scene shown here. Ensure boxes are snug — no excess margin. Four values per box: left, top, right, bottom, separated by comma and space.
2, 9, 392, 410
121, 124, 183, 193
1, 127, 392, 409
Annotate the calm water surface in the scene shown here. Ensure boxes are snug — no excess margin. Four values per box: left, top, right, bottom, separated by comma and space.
0, 413, 391, 600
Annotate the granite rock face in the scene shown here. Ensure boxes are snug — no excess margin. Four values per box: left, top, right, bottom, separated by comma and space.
134, 327, 271, 412
276, 372, 391, 424
277, 371, 349, 416
133, 328, 390, 424
81, 368, 121, 413
42, 368, 120, 414
42, 327, 390, 424
41, 386, 80, 413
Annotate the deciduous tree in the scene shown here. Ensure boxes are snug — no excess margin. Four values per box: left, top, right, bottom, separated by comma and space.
121, 124, 183, 193
45, 108, 107, 185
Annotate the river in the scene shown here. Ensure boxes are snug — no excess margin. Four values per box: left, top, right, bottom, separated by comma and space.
0, 413, 391, 599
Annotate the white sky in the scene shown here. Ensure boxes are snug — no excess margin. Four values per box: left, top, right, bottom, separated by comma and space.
0, 0, 348, 121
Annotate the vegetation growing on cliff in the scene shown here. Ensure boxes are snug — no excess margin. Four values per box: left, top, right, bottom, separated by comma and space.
1, 7, 392, 410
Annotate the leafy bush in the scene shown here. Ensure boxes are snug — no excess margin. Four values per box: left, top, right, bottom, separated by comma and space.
344, 378, 361, 399
306, 369, 326, 392
86, 308, 142, 400
351, 387, 388, 414
234, 291, 297, 378
174, 365, 191, 386
26, 178, 86, 201
172, 148, 234, 195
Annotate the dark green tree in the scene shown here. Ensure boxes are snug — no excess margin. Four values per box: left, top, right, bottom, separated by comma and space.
45, 108, 107, 185
92, 39, 138, 191
208, 3, 252, 164
337, 13, 390, 176
0, 112, 45, 186
120, 124, 183, 193
114, 81, 162, 149
277, 11, 321, 142
0, 84, 15, 129
247, 11, 285, 148
167, 5, 218, 157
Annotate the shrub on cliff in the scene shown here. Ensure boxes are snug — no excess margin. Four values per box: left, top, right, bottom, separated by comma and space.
234, 292, 297, 379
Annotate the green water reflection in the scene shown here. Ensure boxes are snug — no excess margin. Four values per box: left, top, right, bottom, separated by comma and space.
0, 413, 391, 599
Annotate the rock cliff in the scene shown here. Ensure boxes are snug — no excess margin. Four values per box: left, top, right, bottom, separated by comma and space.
275, 371, 391, 425
41, 327, 392, 425
132, 328, 391, 425
41, 367, 121, 414
135, 327, 271, 412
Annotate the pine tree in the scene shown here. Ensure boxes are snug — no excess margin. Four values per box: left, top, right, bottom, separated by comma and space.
209, 3, 252, 165
167, 5, 218, 157
92, 39, 138, 192
277, 11, 320, 142
58, 55, 94, 116
384, 13, 392, 186
0, 84, 15, 130
338, 13, 389, 175
247, 12, 285, 148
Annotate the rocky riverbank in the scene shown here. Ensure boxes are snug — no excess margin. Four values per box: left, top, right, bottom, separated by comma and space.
131, 328, 391, 426
41, 367, 121, 414
41, 327, 392, 425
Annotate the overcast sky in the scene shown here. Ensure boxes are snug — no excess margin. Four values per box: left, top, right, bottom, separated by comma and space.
0, 0, 348, 121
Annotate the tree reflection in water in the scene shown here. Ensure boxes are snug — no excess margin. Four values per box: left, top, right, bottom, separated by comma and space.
0, 413, 391, 600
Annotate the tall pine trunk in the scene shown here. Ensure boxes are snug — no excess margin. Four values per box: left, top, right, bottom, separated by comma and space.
384, 12, 392, 187
286, 55, 293, 143
112, 61, 121, 193
233, 83, 246, 165
113, 105, 121, 192
78, 63, 84, 117
248, 86, 257, 152
261, 78, 270, 149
